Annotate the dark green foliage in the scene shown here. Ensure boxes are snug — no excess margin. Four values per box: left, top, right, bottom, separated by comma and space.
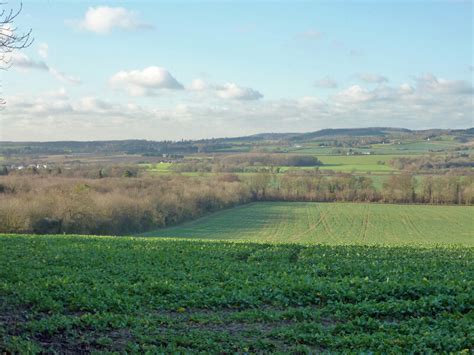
32, 218, 63, 234
219, 153, 322, 167
0, 234, 472, 353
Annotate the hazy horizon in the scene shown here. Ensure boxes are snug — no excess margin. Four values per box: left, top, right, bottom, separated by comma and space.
1, 126, 473, 143
1, 0, 473, 141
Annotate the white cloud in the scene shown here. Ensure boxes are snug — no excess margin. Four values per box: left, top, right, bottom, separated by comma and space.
73, 97, 113, 112
110, 70, 263, 101
4, 95, 73, 116
315, 77, 338, 89
189, 78, 209, 91
0, 24, 13, 36
399, 83, 414, 94
335, 75, 473, 105
110, 66, 184, 96
215, 83, 263, 100
49, 68, 82, 85
414, 74, 473, 95
357, 73, 389, 84
189, 79, 263, 101
7, 51, 48, 70
38, 43, 48, 59
44, 88, 69, 100
6, 50, 81, 85
76, 6, 153, 34
334, 85, 375, 103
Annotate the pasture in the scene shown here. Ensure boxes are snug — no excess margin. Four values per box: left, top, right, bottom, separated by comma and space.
1, 234, 472, 352
139, 162, 173, 173
141, 202, 474, 246
317, 155, 398, 173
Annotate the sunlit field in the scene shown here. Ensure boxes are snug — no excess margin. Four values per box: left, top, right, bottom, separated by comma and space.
141, 202, 474, 246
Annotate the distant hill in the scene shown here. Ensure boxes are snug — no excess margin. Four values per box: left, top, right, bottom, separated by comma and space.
288, 127, 412, 142
1, 127, 472, 156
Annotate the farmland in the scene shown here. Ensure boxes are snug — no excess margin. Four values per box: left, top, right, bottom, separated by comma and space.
1, 128, 473, 352
1, 234, 473, 353
2, 128, 472, 179
317, 155, 397, 173
287, 135, 471, 156
1, 0, 472, 349
141, 154, 404, 174
141, 202, 474, 246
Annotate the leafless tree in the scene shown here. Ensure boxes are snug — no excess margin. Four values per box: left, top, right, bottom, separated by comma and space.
0, 2, 33, 104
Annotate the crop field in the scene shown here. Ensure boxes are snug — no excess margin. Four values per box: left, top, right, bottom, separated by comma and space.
142, 202, 474, 246
371, 139, 470, 155
287, 138, 464, 155
394, 140, 461, 152
1, 234, 473, 353
139, 162, 173, 173
317, 154, 401, 173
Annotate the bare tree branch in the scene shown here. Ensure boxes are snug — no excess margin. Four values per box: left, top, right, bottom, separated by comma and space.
0, 2, 33, 104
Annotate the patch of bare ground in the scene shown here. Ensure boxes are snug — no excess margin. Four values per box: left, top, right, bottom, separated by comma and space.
0, 298, 31, 337
155, 305, 338, 336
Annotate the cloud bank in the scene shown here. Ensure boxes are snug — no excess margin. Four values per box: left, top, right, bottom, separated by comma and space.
2, 74, 471, 141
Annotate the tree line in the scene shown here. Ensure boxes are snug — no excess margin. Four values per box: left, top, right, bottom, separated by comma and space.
0, 175, 251, 235
389, 154, 473, 171
172, 154, 321, 173
0, 171, 472, 235
247, 171, 473, 205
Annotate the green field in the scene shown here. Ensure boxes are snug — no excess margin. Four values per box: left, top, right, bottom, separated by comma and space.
289, 137, 463, 155
318, 155, 398, 172
252, 154, 405, 173
139, 162, 173, 173
1, 234, 473, 353
141, 154, 414, 174
141, 202, 474, 246
2, 203, 473, 352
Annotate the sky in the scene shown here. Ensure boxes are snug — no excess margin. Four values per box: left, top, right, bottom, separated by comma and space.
1, 0, 473, 141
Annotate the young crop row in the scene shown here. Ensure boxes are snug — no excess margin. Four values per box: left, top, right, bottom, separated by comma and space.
1, 234, 473, 352
142, 202, 474, 246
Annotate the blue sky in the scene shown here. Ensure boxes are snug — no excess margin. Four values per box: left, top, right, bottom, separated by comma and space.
1, 0, 473, 141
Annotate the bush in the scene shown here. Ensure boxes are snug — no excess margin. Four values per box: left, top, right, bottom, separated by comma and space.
32, 218, 63, 234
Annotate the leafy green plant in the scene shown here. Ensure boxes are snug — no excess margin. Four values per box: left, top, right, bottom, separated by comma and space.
1, 234, 472, 352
